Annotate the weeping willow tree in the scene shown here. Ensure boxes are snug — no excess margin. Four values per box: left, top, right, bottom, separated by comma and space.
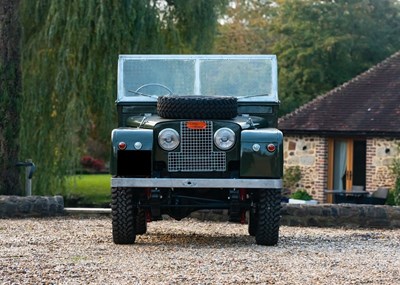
20, 0, 226, 195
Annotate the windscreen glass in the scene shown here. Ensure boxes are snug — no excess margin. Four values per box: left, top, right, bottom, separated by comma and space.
118, 56, 277, 102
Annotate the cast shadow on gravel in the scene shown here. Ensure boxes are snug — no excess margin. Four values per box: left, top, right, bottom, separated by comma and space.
122, 233, 334, 249
127, 231, 388, 249
134, 233, 257, 248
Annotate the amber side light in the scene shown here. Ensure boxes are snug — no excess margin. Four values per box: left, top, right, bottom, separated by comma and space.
186, 121, 207, 130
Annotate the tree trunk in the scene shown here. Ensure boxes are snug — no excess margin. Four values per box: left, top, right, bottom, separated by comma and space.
0, 0, 21, 195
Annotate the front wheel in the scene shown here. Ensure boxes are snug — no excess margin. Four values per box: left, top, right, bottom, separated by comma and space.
248, 204, 257, 236
111, 187, 137, 244
255, 189, 281, 246
135, 208, 147, 235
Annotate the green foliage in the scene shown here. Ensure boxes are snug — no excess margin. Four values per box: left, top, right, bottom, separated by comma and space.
171, 0, 227, 53
19, 0, 226, 195
283, 166, 302, 191
394, 179, 400, 206
385, 189, 396, 206
215, 0, 400, 115
391, 145, 400, 206
290, 190, 313, 201
270, 0, 400, 115
214, 0, 276, 54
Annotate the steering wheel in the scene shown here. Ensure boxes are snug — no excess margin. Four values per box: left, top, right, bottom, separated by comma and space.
135, 83, 173, 96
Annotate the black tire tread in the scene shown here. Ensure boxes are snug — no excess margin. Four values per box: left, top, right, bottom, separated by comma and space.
111, 187, 137, 244
157, 95, 237, 119
248, 206, 257, 236
135, 209, 147, 235
255, 189, 281, 246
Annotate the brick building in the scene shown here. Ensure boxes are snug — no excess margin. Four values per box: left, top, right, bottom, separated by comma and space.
278, 51, 400, 203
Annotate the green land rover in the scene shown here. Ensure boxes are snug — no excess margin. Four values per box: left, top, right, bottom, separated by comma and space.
110, 55, 283, 246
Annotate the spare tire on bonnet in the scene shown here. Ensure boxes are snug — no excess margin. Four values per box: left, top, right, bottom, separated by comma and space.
157, 95, 237, 119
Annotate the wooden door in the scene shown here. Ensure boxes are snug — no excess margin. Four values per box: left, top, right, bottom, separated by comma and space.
345, 140, 354, 192
327, 138, 366, 202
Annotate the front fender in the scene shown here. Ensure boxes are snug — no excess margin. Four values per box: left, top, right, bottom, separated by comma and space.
240, 128, 283, 178
110, 128, 153, 176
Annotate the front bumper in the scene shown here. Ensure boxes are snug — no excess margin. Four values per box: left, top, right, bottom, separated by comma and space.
111, 177, 282, 189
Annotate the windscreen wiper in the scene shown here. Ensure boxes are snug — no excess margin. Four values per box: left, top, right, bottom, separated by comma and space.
237, 93, 269, 99
128, 90, 158, 99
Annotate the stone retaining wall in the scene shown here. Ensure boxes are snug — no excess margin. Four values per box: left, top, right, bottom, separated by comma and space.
191, 204, 400, 228
281, 204, 400, 228
0, 196, 64, 218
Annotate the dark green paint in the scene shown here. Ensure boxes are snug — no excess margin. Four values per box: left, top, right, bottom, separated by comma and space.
240, 129, 283, 178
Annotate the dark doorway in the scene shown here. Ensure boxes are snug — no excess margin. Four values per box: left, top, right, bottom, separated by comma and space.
352, 140, 366, 188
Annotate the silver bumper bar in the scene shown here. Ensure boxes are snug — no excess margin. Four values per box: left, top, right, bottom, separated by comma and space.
111, 178, 282, 189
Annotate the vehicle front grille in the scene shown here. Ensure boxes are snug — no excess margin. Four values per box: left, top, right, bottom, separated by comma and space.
168, 121, 226, 172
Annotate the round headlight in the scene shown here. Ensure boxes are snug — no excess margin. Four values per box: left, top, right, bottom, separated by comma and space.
158, 128, 180, 151
214, 128, 235, 150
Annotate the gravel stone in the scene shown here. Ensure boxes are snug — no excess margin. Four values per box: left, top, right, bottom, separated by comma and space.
1, 217, 400, 284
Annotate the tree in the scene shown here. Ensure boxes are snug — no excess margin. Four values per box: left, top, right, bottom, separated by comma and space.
0, 0, 21, 195
170, 0, 226, 53
19, 0, 226, 195
270, 0, 400, 115
214, 0, 276, 54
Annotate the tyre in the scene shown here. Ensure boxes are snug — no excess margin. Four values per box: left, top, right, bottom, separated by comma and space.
135, 208, 147, 235
111, 187, 137, 244
157, 95, 237, 119
248, 206, 257, 236
255, 189, 281, 246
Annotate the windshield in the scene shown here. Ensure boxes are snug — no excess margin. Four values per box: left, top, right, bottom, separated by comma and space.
117, 55, 278, 103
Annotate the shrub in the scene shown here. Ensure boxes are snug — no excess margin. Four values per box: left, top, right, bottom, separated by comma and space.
290, 190, 313, 201
394, 177, 400, 206
80, 155, 105, 172
386, 189, 396, 206
390, 144, 400, 206
283, 166, 302, 192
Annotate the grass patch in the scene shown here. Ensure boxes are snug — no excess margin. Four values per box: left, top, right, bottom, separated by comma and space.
65, 174, 111, 207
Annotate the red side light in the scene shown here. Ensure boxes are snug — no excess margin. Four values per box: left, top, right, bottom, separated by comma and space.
267, 143, 276, 152
118, 142, 127, 150
186, 121, 207, 130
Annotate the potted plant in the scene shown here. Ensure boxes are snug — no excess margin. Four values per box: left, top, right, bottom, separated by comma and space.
289, 190, 318, 205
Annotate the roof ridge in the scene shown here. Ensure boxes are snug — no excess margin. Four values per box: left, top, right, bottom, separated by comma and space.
278, 50, 400, 124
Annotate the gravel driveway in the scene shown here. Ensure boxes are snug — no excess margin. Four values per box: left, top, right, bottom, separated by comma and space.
1, 216, 400, 284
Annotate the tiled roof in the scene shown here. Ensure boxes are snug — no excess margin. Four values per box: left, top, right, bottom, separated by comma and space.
278, 51, 400, 137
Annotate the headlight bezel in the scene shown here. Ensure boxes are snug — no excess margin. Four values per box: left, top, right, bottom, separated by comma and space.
214, 127, 236, 150
158, 128, 180, 151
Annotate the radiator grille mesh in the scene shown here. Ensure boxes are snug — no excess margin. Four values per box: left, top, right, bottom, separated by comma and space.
168, 121, 226, 172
